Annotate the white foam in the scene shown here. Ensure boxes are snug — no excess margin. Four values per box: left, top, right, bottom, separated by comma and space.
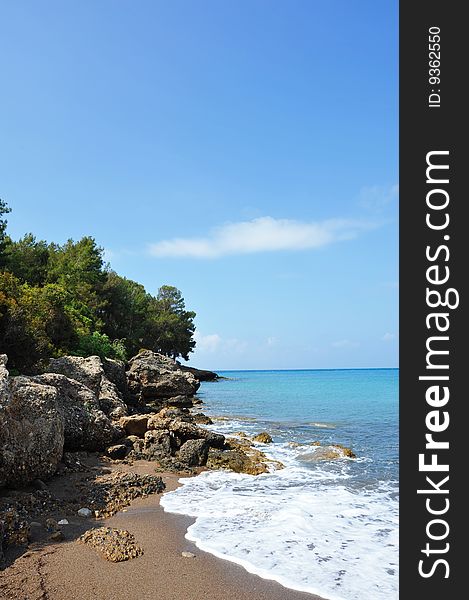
161, 442, 398, 600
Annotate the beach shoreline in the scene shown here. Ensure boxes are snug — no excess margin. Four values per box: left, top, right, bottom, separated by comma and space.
1, 457, 323, 600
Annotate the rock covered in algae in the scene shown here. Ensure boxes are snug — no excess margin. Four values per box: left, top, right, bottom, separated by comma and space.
79, 527, 143, 562
252, 432, 273, 444
206, 448, 269, 475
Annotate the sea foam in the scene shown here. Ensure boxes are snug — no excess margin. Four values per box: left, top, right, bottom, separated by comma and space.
161, 440, 398, 600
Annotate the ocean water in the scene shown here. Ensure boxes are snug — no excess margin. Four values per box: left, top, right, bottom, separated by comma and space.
161, 369, 398, 600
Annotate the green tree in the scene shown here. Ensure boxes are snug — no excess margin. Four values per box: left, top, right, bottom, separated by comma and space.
0, 273, 75, 371
153, 285, 196, 360
47, 237, 106, 327
101, 272, 151, 356
0, 199, 12, 266
0, 203, 199, 370
2, 233, 50, 285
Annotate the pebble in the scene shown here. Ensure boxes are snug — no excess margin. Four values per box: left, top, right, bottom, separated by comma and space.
58, 519, 69, 525
49, 531, 64, 541
30, 521, 42, 528
181, 551, 196, 558
78, 508, 93, 518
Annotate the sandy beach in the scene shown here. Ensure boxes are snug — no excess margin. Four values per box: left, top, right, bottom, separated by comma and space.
1, 459, 322, 600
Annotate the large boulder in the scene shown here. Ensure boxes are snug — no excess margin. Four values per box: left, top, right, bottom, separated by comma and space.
102, 358, 129, 398
47, 355, 103, 394
47, 355, 128, 419
98, 375, 128, 419
178, 439, 209, 467
0, 373, 64, 488
119, 414, 149, 438
126, 351, 199, 403
34, 373, 122, 451
206, 448, 269, 475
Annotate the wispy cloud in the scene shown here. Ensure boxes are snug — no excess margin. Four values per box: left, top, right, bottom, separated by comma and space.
193, 332, 222, 353
359, 184, 399, 211
193, 331, 247, 355
149, 216, 377, 259
382, 332, 397, 342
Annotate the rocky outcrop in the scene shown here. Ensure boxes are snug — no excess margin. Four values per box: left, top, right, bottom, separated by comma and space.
0, 370, 65, 488
47, 356, 103, 395
126, 351, 199, 405
102, 358, 129, 399
120, 405, 225, 469
98, 375, 128, 420
34, 373, 122, 452
47, 356, 128, 420
178, 364, 220, 381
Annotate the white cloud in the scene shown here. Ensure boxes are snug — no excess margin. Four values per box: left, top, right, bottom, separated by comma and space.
149, 216, 376, 259
382, 332, 397, 342
266, 336, 277, 346
193, 332, 222, 353
359, 184, 399, 211
193, 332, 247, 355
331, 339, 360, 349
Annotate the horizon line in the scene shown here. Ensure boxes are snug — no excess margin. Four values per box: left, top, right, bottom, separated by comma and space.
190, 367, 399, 373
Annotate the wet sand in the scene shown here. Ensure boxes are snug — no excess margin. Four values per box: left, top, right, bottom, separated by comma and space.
1, 463, 323, 600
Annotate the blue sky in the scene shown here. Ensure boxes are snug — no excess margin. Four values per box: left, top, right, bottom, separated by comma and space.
0, 0, 398, 369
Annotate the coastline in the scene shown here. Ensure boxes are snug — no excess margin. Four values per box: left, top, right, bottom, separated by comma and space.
1, 458, 323, 600
2, 356, 397, 599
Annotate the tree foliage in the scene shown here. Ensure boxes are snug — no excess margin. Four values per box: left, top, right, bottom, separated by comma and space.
0, 202, 197, 372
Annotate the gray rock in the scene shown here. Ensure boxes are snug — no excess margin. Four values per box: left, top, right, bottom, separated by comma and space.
102, 358, 129, 399
167, 420, 225, 449
126, 351, 200, 403
0, 375, 65, 488
163, 395, 194, 408
193, 413, 213, 425
0, 354, 9, 396
178, 439, 209, 467
78, 507, 93, 518
34, 373, 122, 451
47, 355, 128, 420
47, 355, 104, 395
98, 375, 128, 420
142, 429, 173, 460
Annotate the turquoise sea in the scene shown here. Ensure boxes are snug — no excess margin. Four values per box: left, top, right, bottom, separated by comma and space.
161, 369, 399, 600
